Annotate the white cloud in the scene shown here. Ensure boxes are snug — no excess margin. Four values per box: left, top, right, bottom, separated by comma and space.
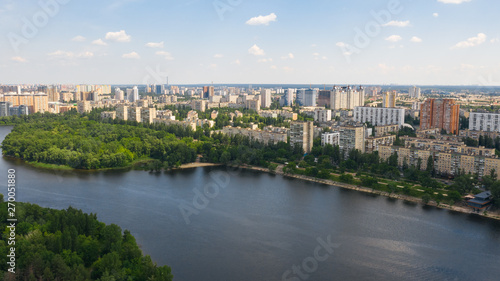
270, 65, 277, 69
433, 13, 439, 17
145, 41, 164, 48
336, 42, 354, 56
122, 52, 140, 59
249, 44, 265, 56
156, 51, 174, 60
232, 59, 241, 65
410, 36, 423, 43
386, 35, 402, 42
105, 30, 131, 42
92, 39, 107, 46
382, 20, 410, 27
48, 51, 94, 59
437, 0, 471, 4
258, 58, 273, 63
490, 38, 499, 43
451, 33, 487, 49
281, 53, 294, 60
322, 56, 328, 60
72, 35, 86, 42
11, 56, 26, 63
213, 54, 224, 58
246, 13, 277, 26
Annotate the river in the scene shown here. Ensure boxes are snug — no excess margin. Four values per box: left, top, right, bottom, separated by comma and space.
0, 126, 499, 281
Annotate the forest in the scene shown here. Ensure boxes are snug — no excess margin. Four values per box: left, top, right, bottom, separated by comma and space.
0, 199, 173, 280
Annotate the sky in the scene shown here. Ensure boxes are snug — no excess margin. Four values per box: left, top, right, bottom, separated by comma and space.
1, 0, 500, 86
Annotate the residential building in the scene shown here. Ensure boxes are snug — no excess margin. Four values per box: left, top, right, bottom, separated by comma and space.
409, 86, 421, 99
260, 89, 272, 108
192, 100, 207, 112
304, 89, 318, 107
117, 105, 128, 121
314, 109, 332, 122
290, 121, 314, 153
331, 86, 365, 110
321, 132, 340, 146
339, 125, 366, 155
141, 107, 157, 124
317, 90, 331, 108
375, 124, 400, 137
246, 99, 261, 112
101, 111, 117, 119
382, 91, 397, 108
220, 126, 287, 145
77, 101, 91, 114
420, 99, 460, 134
354, 107, 405, 127
469, 112, 500, 132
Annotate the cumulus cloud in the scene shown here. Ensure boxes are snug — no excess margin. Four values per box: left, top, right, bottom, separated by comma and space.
433, 13, 439, 17
451, 33, 487, 49
382, 20, 410, 27
122, 52, 140, 59
48, 51, 94, 59
281, 53, 294, 60
92, 39, 107, 46
385, 35, 402, 42
11, 56, 26, 63
410, 36, 423, 43
213, 54, 224, 58
248, 44, 265, 56
336, 42, 353, 56
72, 35, 86, 42
246, 13, 277, 26
105, 30, 131, 42
437, 0, 471, 4
258, 58, 273, 63
232, 59, 241, 65
156, 51, 174, 60
146, 41, 164, 48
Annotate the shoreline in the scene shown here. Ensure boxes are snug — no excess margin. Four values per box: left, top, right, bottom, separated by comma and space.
230, 164, 500, 222
5, 156, 500, 222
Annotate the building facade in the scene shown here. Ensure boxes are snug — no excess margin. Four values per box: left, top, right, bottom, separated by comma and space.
290, 121, 314, 154
354, 107, 405, 127
420, 99, 460, 134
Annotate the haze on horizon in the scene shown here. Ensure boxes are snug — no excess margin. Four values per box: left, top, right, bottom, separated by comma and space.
1, 0, 499, 86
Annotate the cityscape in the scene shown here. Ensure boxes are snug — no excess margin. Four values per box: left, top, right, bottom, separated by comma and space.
1, 0, 500, 280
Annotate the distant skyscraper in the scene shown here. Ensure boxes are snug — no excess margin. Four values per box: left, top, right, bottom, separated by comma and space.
290, 121, 314, 154
409, 86, 421, 99
317, 90, 331, 108
420, 99, 460, 134
260, 89, 272, 108
296, 89, 306, 106
115, 87, 124, 100
382, 91, 397, 108
203, 86, 214, 99
156, 85, 165, 95
304, 89, 318, 107
330, 86, 365, 110
280, 89, 294, 107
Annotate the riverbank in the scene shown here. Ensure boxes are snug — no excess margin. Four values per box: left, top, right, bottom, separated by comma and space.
232, 164, 500, 222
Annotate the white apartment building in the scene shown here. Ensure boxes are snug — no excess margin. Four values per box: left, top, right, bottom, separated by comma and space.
470, 112, 500, 132
314, 109, 332, 122
330, 86, 365, 110
321, 132, 340, 146
354, 106, 405, 127
260, 89, 272, 108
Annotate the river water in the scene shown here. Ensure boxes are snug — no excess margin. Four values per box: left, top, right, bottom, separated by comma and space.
0, 126, 499, 281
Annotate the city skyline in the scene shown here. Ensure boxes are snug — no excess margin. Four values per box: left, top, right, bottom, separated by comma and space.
1, 0, 500, 86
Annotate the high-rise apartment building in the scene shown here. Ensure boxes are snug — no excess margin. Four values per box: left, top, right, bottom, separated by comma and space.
203, 86, 214, 99
420, 99, 460, 135
409, 86, 421, 99
304, 89, 318, 107
314, 109, 332, 122
317, 90, 331, 108
330, 86, 365, 110
339, 125, 366, 155
354, 107, 405, 127
290, 121, 314, 154
260, 89, 272, 108
382, 91, 397, 108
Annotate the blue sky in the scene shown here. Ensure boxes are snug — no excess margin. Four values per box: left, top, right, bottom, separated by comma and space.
1, 0, 500, 85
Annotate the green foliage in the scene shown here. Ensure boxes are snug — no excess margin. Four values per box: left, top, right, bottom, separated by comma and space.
339, 174, 354, 184
0, 202, 173, 281
421, 194, 432, 205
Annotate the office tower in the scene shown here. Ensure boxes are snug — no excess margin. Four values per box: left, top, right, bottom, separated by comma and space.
409, 86, 421, 99
382, 91, 397, 108
155, 85, 165, 95
304, 89, 318, 107
317, 90, 331, 108
330, 86, 365, 110
420, 99, 460, 134
290, 121, 314, 154
354, 107, 405, 127
260, 89, 272, 108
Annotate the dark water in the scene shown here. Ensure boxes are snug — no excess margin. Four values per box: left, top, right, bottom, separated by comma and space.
0, 126, 499, 281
